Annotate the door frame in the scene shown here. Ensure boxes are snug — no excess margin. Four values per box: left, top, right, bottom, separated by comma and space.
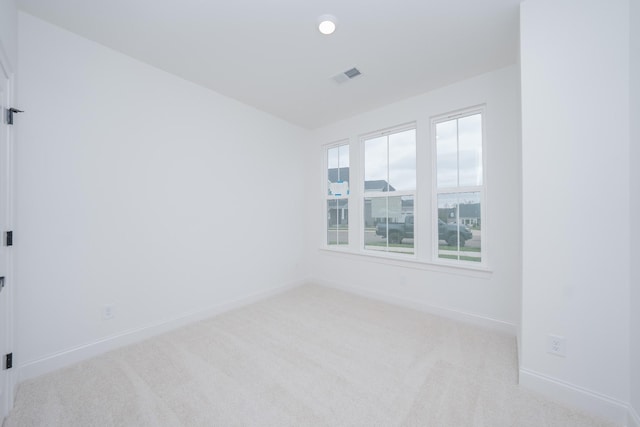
0, 44, 16, 421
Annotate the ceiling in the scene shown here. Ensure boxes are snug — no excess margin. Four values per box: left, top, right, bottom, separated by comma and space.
17, 0, 521, 129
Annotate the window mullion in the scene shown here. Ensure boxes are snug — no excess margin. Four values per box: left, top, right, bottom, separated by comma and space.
386, 135, 390, 250
456, 118, 460, 187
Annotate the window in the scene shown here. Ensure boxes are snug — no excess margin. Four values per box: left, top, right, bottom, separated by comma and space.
321, 107, 486, 270
434, 110, 484, 263
326, 143, 349, 246
363, 126, 416, 255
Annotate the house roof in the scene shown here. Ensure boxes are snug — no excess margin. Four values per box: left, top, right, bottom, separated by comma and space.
328, 167, 396, 192
460, 203, 481, 218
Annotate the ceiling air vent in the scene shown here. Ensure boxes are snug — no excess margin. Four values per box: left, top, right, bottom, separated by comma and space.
344, 67, 361, 78
331, 67, 362, 84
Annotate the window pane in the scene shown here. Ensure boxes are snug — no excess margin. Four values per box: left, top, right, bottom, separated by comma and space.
388, 129, 416, 191
364, 195, 414, 254
364, 136, 389, 193
328, 144, 349, 196
327, 199, 349, 245
338, 144, 349, 169
437, 192, 481, 262
436, 120, 458, 188
364, 197, 385, 251
458, 114, 482, 187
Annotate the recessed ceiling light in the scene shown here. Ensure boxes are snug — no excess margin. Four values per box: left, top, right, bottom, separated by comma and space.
318, 15, 337, 35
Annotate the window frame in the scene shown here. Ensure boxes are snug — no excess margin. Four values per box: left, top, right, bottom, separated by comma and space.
431, 105, 487, 267
359, 123, 418, 259
323, 140, 351, 250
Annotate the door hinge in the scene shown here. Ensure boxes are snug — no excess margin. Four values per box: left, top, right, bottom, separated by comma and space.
6, 108, 24, 125
0, 276, 5, 293
5, 230, 12, 246
4, 353, 12, 370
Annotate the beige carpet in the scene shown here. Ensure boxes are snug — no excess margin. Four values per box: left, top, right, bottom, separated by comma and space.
4, 285, 616, 426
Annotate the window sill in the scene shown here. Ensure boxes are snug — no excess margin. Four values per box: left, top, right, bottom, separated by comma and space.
318, 247, 493, 278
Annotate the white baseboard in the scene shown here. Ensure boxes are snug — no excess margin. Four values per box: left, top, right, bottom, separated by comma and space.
629, 405, 640, 427
313, 278, 517, 336
18, 279, 306, 382
519, 368, 629, 425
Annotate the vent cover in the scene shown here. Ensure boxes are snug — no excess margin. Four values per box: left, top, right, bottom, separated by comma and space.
331, 67, 362, 84
344, 67, 361, 78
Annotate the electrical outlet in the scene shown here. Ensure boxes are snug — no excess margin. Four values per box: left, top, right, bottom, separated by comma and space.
103, 305, 115, 320
547, 334, 566, 357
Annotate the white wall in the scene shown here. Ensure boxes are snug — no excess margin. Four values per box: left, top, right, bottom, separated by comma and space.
520, 0, 631, 422
630, 0, 640, 423
15, 12, 309, 378
0, 0, 17, 70
306, 65, 522, 331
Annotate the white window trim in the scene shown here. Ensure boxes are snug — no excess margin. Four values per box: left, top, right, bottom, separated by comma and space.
431, 105, 487, 268
318, 247, 492, 278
